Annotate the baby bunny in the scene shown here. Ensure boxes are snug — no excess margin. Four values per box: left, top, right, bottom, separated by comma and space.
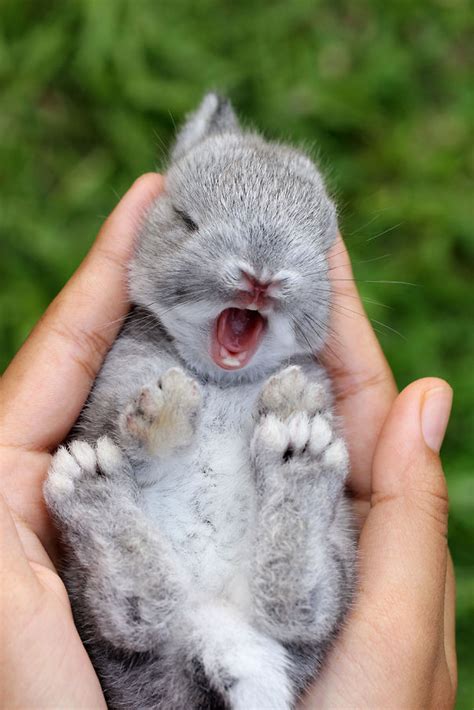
44, 93, 356, 710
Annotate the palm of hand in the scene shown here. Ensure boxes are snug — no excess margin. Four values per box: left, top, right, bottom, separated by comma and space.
0, 447, 106, 709
0, 176, 455, 709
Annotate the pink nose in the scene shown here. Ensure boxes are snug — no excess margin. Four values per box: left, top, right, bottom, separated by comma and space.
239, 271, 271, 309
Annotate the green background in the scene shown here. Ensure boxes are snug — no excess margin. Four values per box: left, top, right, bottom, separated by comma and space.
1, 0, 473, 705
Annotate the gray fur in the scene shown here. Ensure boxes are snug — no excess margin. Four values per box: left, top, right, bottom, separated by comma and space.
44, 93, 356, 710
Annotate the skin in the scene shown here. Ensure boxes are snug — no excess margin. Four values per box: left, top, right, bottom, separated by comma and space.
0, 173, 456, 709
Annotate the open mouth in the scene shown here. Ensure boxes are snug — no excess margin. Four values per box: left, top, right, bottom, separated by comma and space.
211, 308, 266, 370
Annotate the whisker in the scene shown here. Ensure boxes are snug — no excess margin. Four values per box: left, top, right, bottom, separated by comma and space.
300, 312, 344, 363
353, 253, 392, 266
369, 318, 406, 341
366, 223, 403, 242
358, 296, 392, 310
325, 253, 392, 273
327, 304, 389, 340
330, 278, 418, 287
302, 284, 392, 310
344, 212, 385, 237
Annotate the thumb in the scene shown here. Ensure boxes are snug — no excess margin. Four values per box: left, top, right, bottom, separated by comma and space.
358, 377, 453, 629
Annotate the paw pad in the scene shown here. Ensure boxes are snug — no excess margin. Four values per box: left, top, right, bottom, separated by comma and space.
252, 381, 347, 474
258, 366, 327, 420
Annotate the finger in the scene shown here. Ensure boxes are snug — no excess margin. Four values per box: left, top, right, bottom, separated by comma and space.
444, 552, 457, 689
322, 234, 397, 503
300, 379, 453, 708
0, 174, 164, 451
359, 378, 452, 638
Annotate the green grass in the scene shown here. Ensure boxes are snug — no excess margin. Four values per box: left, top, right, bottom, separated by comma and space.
1, 0, 473, 705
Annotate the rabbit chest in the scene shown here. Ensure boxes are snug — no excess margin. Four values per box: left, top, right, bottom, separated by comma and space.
137, 379, 262, 611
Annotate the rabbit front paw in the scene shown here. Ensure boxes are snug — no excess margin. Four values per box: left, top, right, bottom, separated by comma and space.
120, 367, 201, 455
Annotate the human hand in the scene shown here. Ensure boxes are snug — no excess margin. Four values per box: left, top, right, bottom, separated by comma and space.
300, 238, 457, 708
0, 188, 456, 709
0, 173, 163, 708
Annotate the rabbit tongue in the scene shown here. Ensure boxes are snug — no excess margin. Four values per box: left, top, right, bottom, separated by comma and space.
217, 308, 265, 351
211, 308, 266, 370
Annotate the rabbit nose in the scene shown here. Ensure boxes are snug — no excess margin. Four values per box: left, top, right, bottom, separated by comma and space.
238, 270, 272, 310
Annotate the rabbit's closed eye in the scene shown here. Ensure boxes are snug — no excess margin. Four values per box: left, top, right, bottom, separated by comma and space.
173, 206, 198, 232
131, 95, 337, 383
46, 93, 356, 710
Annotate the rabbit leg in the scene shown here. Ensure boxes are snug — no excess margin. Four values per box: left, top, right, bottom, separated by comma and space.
44, 436, 187, 652
185, 602, 293, 710
250, 366, 356, 646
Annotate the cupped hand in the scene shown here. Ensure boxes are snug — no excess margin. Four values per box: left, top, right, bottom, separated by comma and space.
300, 238, 457, 708
0, 174, 164, 708
0, 181, 456, 709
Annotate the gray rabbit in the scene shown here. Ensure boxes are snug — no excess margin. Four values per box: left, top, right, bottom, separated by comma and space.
44, 93, 357, 710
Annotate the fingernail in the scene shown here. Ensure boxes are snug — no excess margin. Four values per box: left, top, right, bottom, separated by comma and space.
421, 386, 453, 453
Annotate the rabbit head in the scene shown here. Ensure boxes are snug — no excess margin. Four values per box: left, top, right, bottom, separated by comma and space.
130, 93, 337, 382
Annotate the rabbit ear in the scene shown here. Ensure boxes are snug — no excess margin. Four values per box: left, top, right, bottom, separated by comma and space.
171, 93, 240, 161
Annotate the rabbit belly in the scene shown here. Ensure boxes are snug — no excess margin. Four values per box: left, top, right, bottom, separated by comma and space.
139, 382, 259, 614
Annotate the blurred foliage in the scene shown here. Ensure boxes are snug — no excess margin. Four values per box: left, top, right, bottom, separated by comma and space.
1, 0, 473, 705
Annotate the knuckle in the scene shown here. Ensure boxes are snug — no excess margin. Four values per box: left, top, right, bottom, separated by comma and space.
413, 489, 449, 537
48, 321, 110, 383
328, 363, 389, 401
94, 243, 127, 270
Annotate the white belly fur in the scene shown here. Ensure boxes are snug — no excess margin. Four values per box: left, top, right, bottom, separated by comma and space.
138, 380, 261, 614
